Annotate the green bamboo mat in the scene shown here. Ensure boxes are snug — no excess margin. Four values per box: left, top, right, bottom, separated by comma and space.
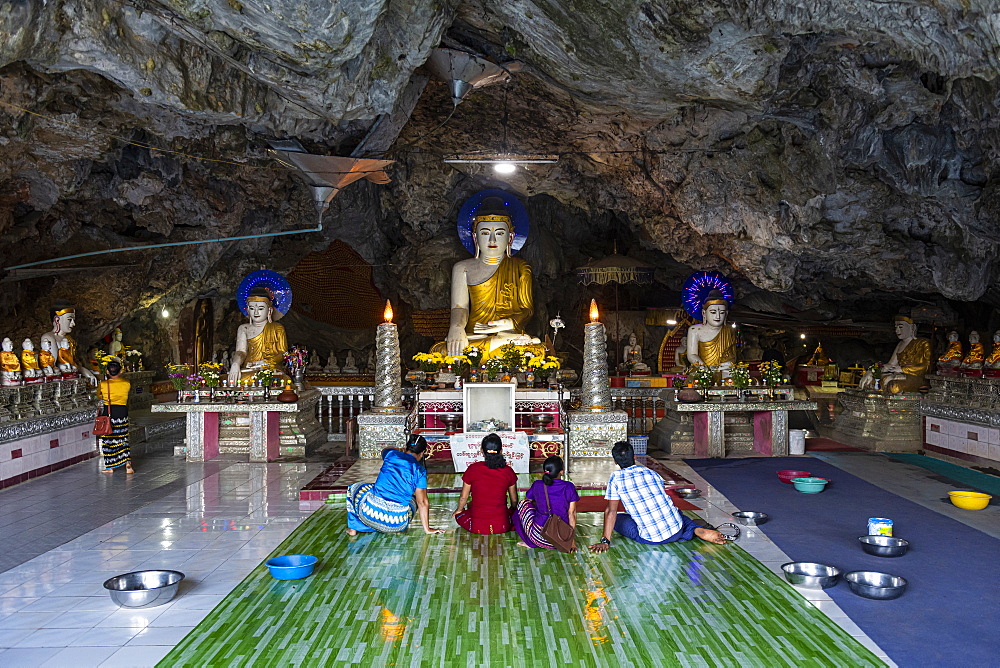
159, 507, 883, 667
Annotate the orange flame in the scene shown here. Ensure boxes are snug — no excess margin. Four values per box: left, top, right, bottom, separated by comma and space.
589, 299, 599, 323
383, 300, 393, 323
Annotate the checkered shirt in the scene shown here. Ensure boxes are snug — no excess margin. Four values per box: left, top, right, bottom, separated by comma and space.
604, 465, 683, 542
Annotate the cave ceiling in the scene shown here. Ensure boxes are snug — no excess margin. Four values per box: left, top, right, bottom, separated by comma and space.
1, 0, 999, 350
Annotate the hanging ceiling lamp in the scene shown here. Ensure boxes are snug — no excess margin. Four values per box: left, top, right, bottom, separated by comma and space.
267, 139, 394, 220
425, 47, 518, 107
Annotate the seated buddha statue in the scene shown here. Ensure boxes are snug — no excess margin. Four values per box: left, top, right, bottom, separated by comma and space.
40, 304, 95, 384
39, 339, 58, 377
859, 315, 931, 394
961, 331, 985, 369
986, 331, 1000, 369
686, 290, 736, 376
937, 330, 962, 371
1, 337, 23, 387
442, 205, 542, 358
227, 291, 289, 384
20, 339, 40, 379
806, 342, 830, 367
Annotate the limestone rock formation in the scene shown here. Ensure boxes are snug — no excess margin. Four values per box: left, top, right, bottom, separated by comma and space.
0, 0, 998, 369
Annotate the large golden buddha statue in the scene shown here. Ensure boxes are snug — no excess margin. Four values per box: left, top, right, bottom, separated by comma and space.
686, 290, 736, 374
860, 315, 931, 393
228, 291, 289, 383
442, 204, 541, 357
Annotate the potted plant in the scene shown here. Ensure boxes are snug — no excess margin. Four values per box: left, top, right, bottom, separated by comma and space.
731, 362, 751, 400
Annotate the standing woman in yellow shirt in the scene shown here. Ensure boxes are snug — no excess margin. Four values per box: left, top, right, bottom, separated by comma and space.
97, 360, 134, 474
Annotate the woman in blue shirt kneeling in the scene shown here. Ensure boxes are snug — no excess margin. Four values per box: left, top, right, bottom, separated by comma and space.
346, 435, 443, 536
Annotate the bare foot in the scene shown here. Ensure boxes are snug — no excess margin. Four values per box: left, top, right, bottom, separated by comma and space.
126, 466, 135, 475
101, 469, 114, 474
694, 527, 727, 545
516, 541, 529, 548
346, 528, 358, 537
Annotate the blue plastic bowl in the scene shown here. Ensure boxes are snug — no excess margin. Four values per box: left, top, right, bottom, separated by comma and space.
265, 554, 318, 580
791, 477, 829, 494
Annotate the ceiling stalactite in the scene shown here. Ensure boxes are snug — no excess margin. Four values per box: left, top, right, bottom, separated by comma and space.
0, 1, 998, 371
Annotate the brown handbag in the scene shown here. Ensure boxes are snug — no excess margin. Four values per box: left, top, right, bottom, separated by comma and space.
93, 379, 113, 436
540, 484, 576, 553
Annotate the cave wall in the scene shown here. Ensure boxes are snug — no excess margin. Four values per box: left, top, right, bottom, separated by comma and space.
1, 0, 998, 376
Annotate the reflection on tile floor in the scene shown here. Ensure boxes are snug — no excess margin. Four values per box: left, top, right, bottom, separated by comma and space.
0, 462, 325, 667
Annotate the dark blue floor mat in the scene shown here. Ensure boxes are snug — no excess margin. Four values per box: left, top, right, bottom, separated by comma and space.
687, 456, 1000, 668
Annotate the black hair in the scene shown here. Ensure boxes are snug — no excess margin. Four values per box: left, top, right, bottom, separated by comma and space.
611, 441, 635, 469
541, 455, 564, 486
481, 433, 507, 469
105, 360, 122, 377
404, 434, 427, 455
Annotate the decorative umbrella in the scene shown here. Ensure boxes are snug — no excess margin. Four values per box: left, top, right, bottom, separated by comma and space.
576, 252, 655, 370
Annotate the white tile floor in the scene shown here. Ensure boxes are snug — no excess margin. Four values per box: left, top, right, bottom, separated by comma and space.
0, 462, 325, 668
670, 461, 897, 668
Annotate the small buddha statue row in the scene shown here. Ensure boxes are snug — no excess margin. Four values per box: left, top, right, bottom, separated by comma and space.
937, 329, 1000, 371
1, 336, 67, 387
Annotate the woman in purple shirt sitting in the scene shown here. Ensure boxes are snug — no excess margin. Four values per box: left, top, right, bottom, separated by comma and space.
513, 456, 579, 550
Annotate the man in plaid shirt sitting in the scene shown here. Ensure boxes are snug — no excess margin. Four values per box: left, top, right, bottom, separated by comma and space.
590, 441, 726, 552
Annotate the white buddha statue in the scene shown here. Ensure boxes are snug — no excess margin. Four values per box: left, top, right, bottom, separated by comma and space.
342, 350, 359, 374
1, 337, 23, 387
227, 291, 289, 384
443, 207, 541, 357
686, 290, 736, 377
859, 315, 931, 393
108, 327, 124, 359
20, 339, 40, 380
40, 305, 95, 384
324, 352, 340, 374
986, 331, 1000, 369
39, 339, 58, 377
623, 332, 650, 374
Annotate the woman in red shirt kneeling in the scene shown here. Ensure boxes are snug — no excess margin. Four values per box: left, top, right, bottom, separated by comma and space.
454, 433, 518, 534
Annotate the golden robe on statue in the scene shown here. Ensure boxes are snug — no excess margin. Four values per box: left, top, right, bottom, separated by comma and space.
241, 322, 288, 379
39, 350, 56, 370
938, 341, 962, 363
962, 343, 984, 366
1, 351, 20, 374
885, 338, 931, 394
466, 256, 534, 335
697, 325, 737, 368
21, 350, 39, 371
986, 346, 1000, 366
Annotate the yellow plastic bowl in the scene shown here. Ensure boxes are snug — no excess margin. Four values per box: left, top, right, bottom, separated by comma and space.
948, 491, 992, 510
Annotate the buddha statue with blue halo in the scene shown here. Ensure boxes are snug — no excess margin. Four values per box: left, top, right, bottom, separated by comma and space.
686, 290, 737, 376
228, 289, 289, 384
440, 198, 542, 357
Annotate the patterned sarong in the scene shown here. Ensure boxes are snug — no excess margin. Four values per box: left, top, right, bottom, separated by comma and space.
513, 499, 555, 549
99, 404, 130, 470
346, 482, 416, 533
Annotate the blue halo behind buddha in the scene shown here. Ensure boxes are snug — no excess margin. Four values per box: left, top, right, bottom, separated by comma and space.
237, 270, 293, 320
682, 271, 733, 319
457, 189, 530, 255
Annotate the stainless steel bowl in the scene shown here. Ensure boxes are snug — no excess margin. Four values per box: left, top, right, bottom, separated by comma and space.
732, 511, 769, 527
859, 535, 910, 558
844, 570, 907, 600
781, 562, 841, 589
672, 487, 701, 499
103, 570, 184, 608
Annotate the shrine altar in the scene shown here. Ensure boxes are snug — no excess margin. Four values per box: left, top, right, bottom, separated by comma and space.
152, 389, 325, 462
672, 400, 817, 457
412, 384, 565, 459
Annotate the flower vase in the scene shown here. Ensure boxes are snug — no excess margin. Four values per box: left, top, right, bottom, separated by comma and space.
208, 386, 216, 403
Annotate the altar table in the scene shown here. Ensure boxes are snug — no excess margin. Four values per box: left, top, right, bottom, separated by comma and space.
674, 400, 817, 457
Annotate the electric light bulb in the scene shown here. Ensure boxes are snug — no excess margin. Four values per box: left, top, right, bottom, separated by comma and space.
666, 319, 677, 326
161, 308, 170, 319
799, 333, 806, 339
493, 161, 516, 174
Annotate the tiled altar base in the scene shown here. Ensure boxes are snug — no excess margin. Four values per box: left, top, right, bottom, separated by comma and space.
299, 457, 691, 504
161, 505, 882, 668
